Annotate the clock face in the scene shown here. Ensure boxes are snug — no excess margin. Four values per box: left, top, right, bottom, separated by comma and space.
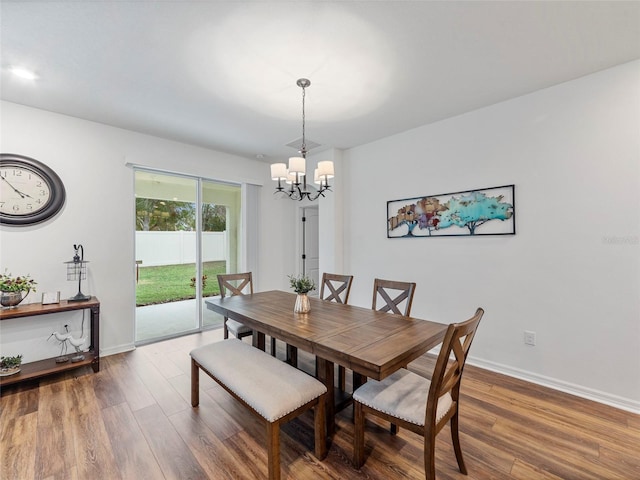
0, 154, 66, 225
0, 165, 52, 214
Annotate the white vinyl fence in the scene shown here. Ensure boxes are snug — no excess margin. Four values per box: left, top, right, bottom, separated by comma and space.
135, 231, 227, 267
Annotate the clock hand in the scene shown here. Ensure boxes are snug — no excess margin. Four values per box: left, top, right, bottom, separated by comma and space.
0, 175, 33, 199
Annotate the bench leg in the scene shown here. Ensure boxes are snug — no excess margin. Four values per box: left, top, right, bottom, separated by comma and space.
191, 359, 200, 407
267, 421, 280, 480
314, 395, 328, 460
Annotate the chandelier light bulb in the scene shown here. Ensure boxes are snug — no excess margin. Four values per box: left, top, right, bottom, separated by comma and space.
317, 161, 334, 178
286, 171, 298, 185
270, 163, 288, 180
288, 156, 306, 175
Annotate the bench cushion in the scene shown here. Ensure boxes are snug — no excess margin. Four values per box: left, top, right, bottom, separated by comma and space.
191, 340, 327, 422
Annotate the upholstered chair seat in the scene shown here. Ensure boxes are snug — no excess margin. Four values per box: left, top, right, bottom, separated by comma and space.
353, 369, 453, 427
225, 319, 252, 338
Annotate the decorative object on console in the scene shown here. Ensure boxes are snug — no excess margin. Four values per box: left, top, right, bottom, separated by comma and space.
0, 270, 37, 308
270, 79, 334, 201
289, 274, 315, 314
0, 354, 22, 376
387, 184, 516, 238
0, 153, 66, 225
49, 326, 87, 363
49, 330, 71, 363
67, 334, 87, 362
41, 291, 61, 305
64, 244, 91, 302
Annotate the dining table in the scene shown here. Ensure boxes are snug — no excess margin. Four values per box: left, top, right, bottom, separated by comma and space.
205, 290, 448, 434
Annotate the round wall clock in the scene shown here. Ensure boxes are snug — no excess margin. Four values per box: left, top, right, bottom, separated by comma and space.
0, 153, 66, 226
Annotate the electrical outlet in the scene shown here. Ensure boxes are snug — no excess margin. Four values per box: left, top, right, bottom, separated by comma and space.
524, 331, 536, 346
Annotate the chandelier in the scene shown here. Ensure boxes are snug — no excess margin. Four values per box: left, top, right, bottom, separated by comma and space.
270, 78, 334, 201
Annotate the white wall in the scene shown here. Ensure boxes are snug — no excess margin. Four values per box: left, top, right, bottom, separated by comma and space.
317, 148, 346, 276
344, 60, 640, 412
0, 101, 294, 360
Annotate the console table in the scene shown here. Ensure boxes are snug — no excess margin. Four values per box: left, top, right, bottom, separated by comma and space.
0, 297, 100, 387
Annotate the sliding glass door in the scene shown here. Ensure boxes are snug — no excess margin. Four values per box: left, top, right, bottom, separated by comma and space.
134, 170, 241, 344
201, 180, 242, 327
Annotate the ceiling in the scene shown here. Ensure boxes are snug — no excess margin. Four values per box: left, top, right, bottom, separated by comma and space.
1, 1, 639, 163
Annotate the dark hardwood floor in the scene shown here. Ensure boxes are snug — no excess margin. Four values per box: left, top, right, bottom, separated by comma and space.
1, 328, 639, 479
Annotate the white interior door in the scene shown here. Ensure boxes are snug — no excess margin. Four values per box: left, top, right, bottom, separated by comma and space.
302, 206, 320, 296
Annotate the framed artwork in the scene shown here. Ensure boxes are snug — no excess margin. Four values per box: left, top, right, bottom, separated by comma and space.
387, 184, 515, 238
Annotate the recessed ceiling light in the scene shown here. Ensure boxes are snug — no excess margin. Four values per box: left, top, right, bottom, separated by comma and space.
10, 67, 38, 80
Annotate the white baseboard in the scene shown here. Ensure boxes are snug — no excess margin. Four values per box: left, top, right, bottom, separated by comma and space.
468, 356, 640, 415
99, 343, 135, 357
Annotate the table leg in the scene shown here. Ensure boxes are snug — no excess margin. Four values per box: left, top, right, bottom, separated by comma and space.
286, 344, 298, 367
252, 331, 266, 351
353, 372, 366, 390
317, 357, 335, 435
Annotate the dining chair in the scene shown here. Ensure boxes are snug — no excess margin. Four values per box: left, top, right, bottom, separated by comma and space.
316, 273, 354, 390
337, 277, 417, 407
319, 273, 354, 305
352, 308, 484, 479
217, 272, 254, 342
372, 278, 416, 316
218, 272, 278, 356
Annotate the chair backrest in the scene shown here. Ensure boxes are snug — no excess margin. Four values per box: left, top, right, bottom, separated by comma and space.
426, 308, 484, 427
371, 278, 416, 316
217, 272, 253, 298
319, 273, 354, 304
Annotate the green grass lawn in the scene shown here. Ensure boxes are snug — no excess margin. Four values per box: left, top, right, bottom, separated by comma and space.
136, 261, 226, 306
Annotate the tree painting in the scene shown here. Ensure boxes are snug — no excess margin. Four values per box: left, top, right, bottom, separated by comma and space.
437, 191, 513, 234
387, 185, 515, 238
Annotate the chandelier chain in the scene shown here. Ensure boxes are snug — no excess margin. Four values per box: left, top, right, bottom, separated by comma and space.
300, 84, 306, 156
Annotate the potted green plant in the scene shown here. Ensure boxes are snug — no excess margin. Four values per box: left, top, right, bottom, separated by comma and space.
0, 354, 23, 376
288, 274, 316, 313
0, 270, 37, 308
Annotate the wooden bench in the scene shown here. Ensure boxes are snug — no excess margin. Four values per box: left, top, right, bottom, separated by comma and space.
190, 339, 327, 480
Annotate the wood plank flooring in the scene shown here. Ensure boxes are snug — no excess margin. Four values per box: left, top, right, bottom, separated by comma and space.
1, 328, 639, 479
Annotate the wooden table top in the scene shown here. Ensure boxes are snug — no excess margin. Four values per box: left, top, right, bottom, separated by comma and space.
206, 290, 447, 380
